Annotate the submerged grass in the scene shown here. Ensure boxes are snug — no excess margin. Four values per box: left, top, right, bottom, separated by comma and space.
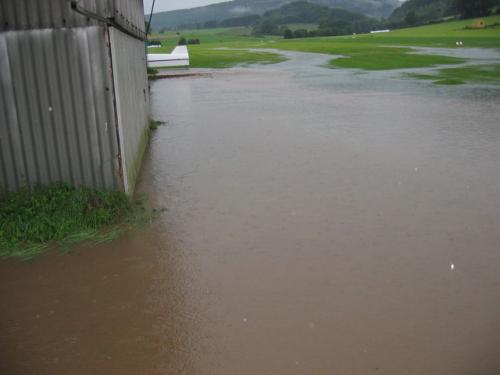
407, 64, 500, 85
189, 47, 287, 68
0, 184, 160, 261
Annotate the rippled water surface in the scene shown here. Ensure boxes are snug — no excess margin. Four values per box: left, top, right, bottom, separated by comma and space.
2, 52, 500, 375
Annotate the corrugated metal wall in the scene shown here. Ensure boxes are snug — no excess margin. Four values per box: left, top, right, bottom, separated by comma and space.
0, 0, 106, 30
0, 27, 122, 191
0, 0, 145, 38
112, 0, 146, 38
0, 0, 150, 194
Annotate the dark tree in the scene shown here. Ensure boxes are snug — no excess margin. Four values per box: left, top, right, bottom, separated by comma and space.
283, 28, 293, 39
178, 36, 187, 45
259, 20, 280, 34
404, 11, 418, 26
455, 0, 494, 18
203, 20, 219, 28
293, 29, 308, 38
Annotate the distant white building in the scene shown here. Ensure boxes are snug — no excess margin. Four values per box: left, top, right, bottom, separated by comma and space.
370, 29, 391, 34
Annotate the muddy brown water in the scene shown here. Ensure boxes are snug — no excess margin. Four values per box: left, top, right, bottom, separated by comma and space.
2, 52, 500, 375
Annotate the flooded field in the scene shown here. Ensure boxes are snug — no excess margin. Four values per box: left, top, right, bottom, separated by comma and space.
2, 52, 500, 374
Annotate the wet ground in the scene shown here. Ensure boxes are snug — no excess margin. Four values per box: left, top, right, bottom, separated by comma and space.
2, 51, 500, 374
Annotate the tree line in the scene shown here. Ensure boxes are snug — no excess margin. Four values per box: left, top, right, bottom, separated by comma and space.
389, 0, 500, 29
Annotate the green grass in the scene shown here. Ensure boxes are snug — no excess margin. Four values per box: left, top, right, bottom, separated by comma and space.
0, 184, 160, 261
332, 51, 462, 70
147, 66, 159, 79
148, 16, 500, 79
407, 64, 500, 85
370, 16, 500, 48
189, 47, 286, 68
434, 78, 464, 85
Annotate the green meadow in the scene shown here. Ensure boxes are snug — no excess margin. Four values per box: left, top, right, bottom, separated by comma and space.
149, 16, 500, 83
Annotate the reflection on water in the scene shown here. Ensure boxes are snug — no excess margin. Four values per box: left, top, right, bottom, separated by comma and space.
2, 51, 500, 374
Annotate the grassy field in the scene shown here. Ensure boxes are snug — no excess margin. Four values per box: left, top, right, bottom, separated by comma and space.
149, 16, 500, 82
149, 27, 287, 68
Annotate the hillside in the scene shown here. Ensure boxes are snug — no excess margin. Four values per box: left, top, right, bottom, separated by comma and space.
389, 0, 457, 25
149, 0, 401, 30
389, 0, 500, 26
253, 1, 381, 35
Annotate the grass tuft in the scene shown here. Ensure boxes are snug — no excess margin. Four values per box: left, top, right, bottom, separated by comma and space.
147, 67, 159, 79
434, 78, 465, 85
149, 119, 165, 130
0, 184, 159, 261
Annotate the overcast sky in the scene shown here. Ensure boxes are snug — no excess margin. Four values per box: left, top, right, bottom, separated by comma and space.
144, 0, 228, 14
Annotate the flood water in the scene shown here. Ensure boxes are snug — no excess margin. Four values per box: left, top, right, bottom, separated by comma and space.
2, 52, 500, 374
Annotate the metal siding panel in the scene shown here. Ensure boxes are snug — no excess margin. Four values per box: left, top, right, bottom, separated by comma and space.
9, 32, 40, 186
75, 29, 99, 187
0, 2, 4, 29
0, 34, 28, 189
83, 27, 115, 188
87, 28, 116, 188
109, 27, 149, 194
33, 0, 46, 30
0, 36, 16, 190
43, 31, 71, 184
24, 32, 51, 185
0, 77, 17, 190
112, 0, 146, 38
32, 31, 58, 184
0, 27, 121, 191
0, 122, 6, 189
56, 30, 83, 185
14, 1, 29, 31
86, 29, 106, 188
0, 0, 145, 34
66, 29, 97, 186
102, 30, 123, 189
